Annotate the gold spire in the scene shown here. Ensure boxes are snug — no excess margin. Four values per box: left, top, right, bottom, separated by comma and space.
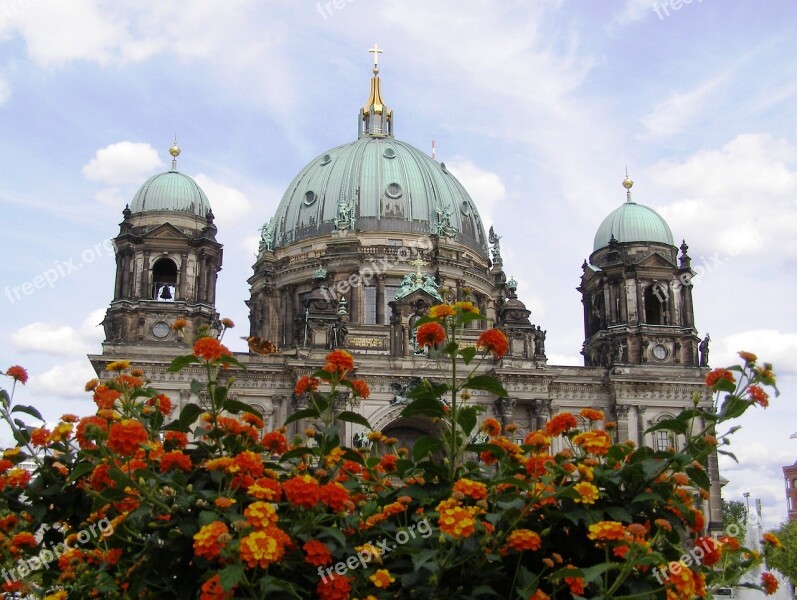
169, 136, 181, 171
360, 44, 393, 137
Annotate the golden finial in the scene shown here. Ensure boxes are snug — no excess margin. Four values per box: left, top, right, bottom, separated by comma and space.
622, 167, 634, 202
169, 136, 181, 171
368, 43, 383, 75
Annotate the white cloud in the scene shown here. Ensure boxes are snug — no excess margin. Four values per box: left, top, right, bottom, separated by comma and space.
445, 157, 505, 233
652, 133, 797, 258
612, 0, 656, 25
10, 309, 105, 357
28, 360, 98, 400
192, 174, 252, 225
93, 187, 127, 208
82, 141, 164, 185
640, 76, 727, 137
713, 329, 797, 378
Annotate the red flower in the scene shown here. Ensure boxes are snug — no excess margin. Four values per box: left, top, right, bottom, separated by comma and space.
295, 375, 320, 395
146, 394, 172, 416
748, 385, 769, 407
282, 474, 320, 509
193, 337, 232, 362
89, 464, 116, 491
477, 328, 509, 358
695, 536, 722, 567
416, 322, 446, 347
705, 368, 736, 387
303, 539, 333, 567
319, 482, 350, 513
76, 416, 109, 449
316, 574, 352, 600
761, 572, 779, 595
5, 365, 28, 384
93, 385, 121, 410
164, 431, 189, 448
159, 451, 192, 472
200, 574, 234, 600
107, 419, 148, 456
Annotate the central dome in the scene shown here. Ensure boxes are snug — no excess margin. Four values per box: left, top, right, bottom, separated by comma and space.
269, 137, 487, 252
130, 170, 211, 217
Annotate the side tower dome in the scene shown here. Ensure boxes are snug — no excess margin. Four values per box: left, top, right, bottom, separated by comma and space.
579, 176, 700, 367
97, 143, 223, 353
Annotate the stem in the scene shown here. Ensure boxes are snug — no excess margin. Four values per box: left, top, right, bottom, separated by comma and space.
449, 320, 459, 482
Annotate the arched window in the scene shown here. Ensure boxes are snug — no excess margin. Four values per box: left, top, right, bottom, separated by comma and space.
643, 286, 666, 325
654, 415, 677, 451
152, 258, 178, 302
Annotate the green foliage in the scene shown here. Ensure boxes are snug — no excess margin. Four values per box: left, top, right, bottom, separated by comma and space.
768, 520, 797, 587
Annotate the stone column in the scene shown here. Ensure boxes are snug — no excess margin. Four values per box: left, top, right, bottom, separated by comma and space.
140, 250, 150, 299
376, 275, 385, 325
628, 405, 640, 446
179, 252, 188, 301
114, 251, 124, 299
207, 257, 217, 304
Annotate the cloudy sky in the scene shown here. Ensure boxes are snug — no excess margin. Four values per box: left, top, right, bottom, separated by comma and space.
1, 1, 795, 527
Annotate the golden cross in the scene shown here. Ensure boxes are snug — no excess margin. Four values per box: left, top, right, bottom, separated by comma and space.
409, 256, 426, 276
368, 43, 383, 70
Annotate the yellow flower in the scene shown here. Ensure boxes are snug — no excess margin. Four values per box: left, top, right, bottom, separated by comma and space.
454, 301, 479, 314
244, 501, 279, 529
107, 360, 130, 372
573, 481, 600, 505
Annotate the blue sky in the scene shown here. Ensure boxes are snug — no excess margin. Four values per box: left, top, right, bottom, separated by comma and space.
1, 0, 796, 527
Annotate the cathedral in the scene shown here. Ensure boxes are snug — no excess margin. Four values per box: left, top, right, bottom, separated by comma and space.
88, 49, 722, 530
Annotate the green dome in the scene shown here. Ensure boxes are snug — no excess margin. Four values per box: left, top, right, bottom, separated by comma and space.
130, 170, 211, 217
593, 201, 674, 251
268, 137, 487, 253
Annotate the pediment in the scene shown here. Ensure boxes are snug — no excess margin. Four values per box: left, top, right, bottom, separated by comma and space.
143, 223, 191, 241
634, 252, 676, 269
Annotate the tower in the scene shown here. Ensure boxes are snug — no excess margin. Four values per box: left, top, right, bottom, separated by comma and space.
100, 143, 223, 352
579, 175, 699, 367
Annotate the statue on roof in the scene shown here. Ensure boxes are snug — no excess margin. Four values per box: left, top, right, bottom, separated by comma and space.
258, 220, 275, 252
434, 201, 456, 237
489, 226, 502, 261
334, 197, 356, 231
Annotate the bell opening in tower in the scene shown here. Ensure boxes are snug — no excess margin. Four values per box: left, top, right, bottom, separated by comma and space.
152, 257, 178, 302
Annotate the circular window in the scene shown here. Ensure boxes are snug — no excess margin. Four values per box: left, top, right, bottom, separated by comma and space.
152, 321, 171, 339
304, 191, 317, 206
385, 182, 402, 199
383, 147, 396, 159
320, 154, 331, 165
460, 201, 471, 215
652, 344, 668, 361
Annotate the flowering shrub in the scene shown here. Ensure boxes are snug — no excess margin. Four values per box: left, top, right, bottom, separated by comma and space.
0, 308, 784, 598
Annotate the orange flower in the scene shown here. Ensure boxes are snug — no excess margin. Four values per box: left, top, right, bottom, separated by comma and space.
164, 431, 189, 448
588, 521, 626, 542
453, 478, 488, 501
564, 566, 585, 596
93, 385, 121, 410
229, 450, 265, 479
506, 529, 542, 552
295, 375, 320, 395
106, 419, 148, 456
763, 532, 782, 548
193, 337, 232, 362
248, 477, 281, 501
705, 368, 735, 387
159, 451, 191, 472
303, 539, 332, 566
545, 412, 578, 436
88, 464, 115, 491
324, 349, 354, 376
477, 328, 509, 358
146, 394, 172, 416
748, 385, 769, 407
579, 408, 604, 421
525, 454, 554, 477
761, 572, 779, 595
437, 499, 478, 538
239, 526, 290, 569
282, 474, 320, 509
200, 574, 234, 600
214, 497, 236, 509
572, 430, 611, 455
245, 501, 279, 529
316, 574, 352, 600
481, 417, 501, 437
262, 431, 288, 454
221, 317, 235, 328
738, 351, 757, 364
573, 481, 600, 505
416, 322, 446, 347
193, 521, 230, 561
370, 569, 395, 589
530, 591, 550, 600
429, 304, 456, 318
454, 301, 479, 314
695, 536, 723, 566
5, 365, 28, 384
31, 427, 50, 447
350, 379, 370, 398
524, 431, 552, 449
319, 482, 350, 512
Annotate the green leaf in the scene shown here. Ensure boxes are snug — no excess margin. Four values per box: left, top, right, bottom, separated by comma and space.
400, 397, 447, 419
217, 564, 245, 591
167, 354, 199, 372
284, 407, 320, 426
463, 375, 507, 397
719, 394, 749, 421
218, 354, 246, 370
224, 399, 262, 418
280, 447, 315, 461
412, 436, 445, 460
213, 385, 228, 409
604, 507, 632, 522
457, 406, 479, 436
580, 562, 614, 583
178, 403, 204, 430
68, 461, 96, 483
335, 411, 372, 429
459, 345, 477, 365
686, 466, 711, 490
190, 379, 204, 395
11, 404, 44, 421
645, 417, 687, 436
713, 378, 737, 394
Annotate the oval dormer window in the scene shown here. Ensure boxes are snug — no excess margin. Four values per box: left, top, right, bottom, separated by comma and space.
320, 154, 332, 165
385, 182, 402, 199
304, 191, 317, 206
383, 147, 396, 159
